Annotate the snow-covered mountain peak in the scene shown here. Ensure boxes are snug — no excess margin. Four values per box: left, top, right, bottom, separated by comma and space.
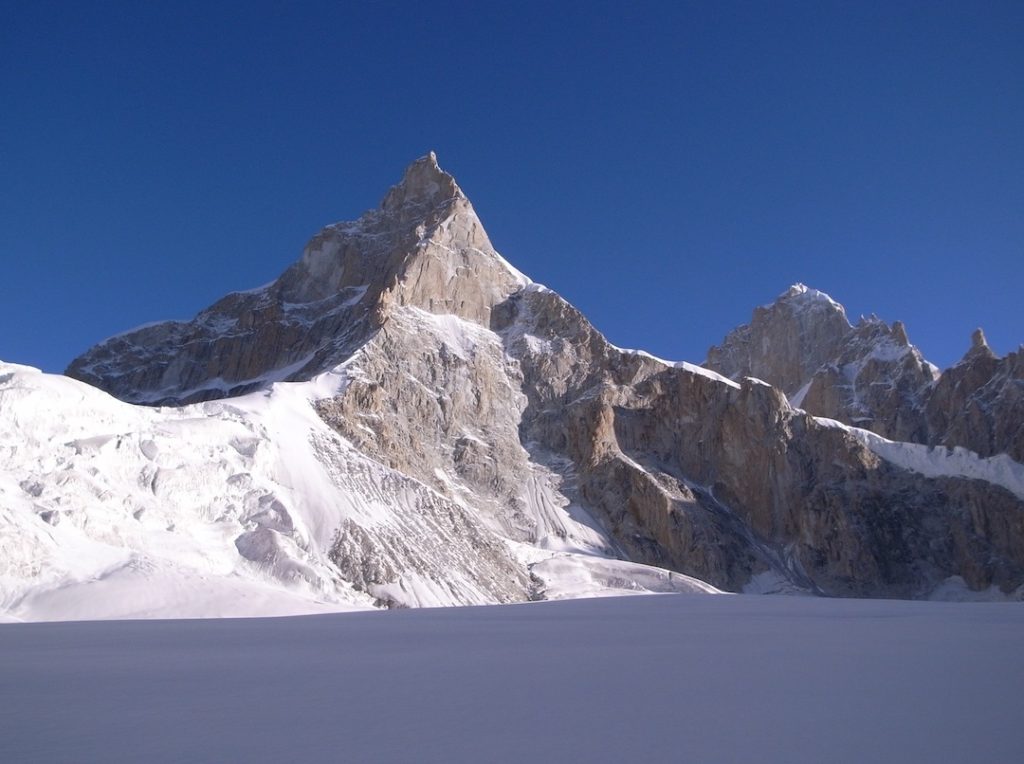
778, 283, 849, 320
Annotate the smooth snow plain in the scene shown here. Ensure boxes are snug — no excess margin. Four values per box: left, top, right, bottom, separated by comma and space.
2, 594, 1021, 764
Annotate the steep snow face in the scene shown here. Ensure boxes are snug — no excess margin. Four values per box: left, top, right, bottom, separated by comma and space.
0, 362, 365, 619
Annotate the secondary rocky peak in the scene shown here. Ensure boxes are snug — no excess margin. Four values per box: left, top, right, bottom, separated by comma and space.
709, 284, 1024, 462
892, 320, 910, 346
705, 283, 851, 394
927, 332, 1023, 462
963, 327, 996, 362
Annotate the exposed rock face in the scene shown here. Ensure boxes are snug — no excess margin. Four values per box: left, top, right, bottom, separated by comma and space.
67, 153, 526, 405
706, 288, 1023, 462
66, 154, 1024, 603
925, 337, 1024, 462
797, 318, 937, 442
493, 288, 1024, 597
705, 284, 851, 394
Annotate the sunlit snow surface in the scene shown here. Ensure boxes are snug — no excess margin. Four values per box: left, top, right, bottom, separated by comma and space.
813, 415, 1024, 501
0, 360, 378, 619
1, 594, 1021, 764
0, 359, 718, 619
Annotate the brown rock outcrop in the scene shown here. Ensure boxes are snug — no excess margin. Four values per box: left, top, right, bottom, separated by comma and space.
925, 334, 1024, 462
495, 287, 1024, 596
705, 284, 851, 394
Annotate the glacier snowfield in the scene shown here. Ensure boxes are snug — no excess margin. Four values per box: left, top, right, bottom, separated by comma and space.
2, 594, 1021, 764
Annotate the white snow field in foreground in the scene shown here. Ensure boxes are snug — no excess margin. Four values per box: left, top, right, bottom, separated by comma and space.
2, 595, 1021, 764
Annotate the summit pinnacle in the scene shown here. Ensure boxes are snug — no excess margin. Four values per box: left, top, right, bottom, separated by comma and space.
963, 327, 996, 361
67, 153, 526, 404
381, 151, 463, 214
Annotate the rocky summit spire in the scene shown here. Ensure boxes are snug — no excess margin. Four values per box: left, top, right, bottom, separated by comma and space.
381, 151, 463, 215
278, 151, 479, 305
963, 327, 996, 362
66, 153, 528, 404
892, 320, 909, 347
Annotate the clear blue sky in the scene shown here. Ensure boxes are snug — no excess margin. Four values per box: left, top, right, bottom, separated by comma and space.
2, 0, 1021, 374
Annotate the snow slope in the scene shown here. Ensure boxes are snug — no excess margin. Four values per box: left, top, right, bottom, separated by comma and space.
0, 361, 714, 620
813, 415, 1024, 501
2, 594, 1021, 764
0, 361, 376, 619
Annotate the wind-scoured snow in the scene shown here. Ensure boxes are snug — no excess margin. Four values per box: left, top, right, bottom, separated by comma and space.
674, 360, 743, 388
770, 281, 848, 315
612, 346, 743, 389
400, 306, 500, 362
813, 415, 1024, 501
1, 594, 1021, 764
